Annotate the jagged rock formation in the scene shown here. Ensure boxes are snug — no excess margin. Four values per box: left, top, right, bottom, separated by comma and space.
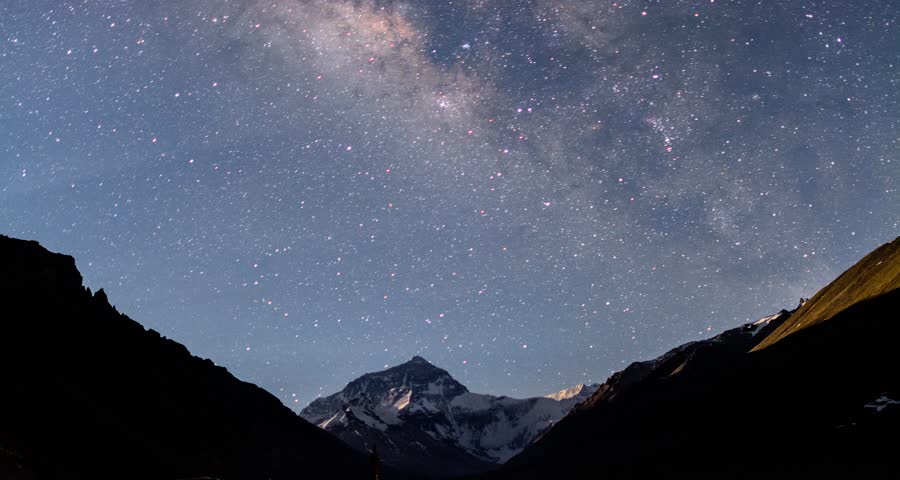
301, 357, 598, 477
0, 235, 377, 479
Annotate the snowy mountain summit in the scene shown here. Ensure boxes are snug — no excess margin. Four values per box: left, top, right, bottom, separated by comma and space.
300, 356, 468, 432
545, 383, 594, 401
300, 356, 598, 477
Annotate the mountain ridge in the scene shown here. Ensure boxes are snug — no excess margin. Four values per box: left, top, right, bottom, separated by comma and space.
753, 236, 900, 350
3, 232, 897, 479
301, 355, 599, 477
0, 234, 380, 479
491, 236, 900, 479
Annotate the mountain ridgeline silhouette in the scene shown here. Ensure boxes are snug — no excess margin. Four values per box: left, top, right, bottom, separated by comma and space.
488, 236, 900, 479
1, 233, 898, 480
0, 235, 383, 479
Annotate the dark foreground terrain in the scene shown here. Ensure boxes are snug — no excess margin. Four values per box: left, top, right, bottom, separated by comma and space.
490, 237, 900, 479
0, 235, 380, 479
1, 233, 897, 479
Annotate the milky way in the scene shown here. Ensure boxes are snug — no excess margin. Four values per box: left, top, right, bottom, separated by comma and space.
1, 0, 897, 408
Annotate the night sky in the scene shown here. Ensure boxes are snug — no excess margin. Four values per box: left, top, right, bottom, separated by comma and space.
1, 0, 897, 409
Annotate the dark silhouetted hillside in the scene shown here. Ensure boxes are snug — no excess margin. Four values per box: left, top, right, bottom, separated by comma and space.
491, 237, 900, 479
0, 235, 377, 479
754, 238, 900, 350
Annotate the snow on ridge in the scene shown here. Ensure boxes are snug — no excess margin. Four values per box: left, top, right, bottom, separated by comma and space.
318, 410, 346, 429
370, 387, 413, 425
753, 313, 782, 326
545, 384, 587, 401
747, 311, 785, 336
393, 389, 412, 410
301, 357, 600, 465
865, 393, 900, 413
346, 405, 390, 431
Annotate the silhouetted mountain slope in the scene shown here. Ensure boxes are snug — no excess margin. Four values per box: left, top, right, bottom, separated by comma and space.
754, 238, 900, 350
300, 356, 598, 478
0, 235, 376, 479
492, 237, 900, 479
575, 308, 789, 411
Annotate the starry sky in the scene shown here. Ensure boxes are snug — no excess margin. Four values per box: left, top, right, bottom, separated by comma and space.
1, 0, 897, 408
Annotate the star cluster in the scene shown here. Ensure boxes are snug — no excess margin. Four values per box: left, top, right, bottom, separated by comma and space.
1, 0, 897, 408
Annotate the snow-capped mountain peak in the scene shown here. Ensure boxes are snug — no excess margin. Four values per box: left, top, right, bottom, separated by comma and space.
301, 356, 474, 435
299, 357, 599, 476
546, 383, 592, 401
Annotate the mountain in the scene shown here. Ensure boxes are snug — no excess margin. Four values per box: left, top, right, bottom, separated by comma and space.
6, 231, 895, 479
575, 308, 791, 412
0, 235, 379, 479
544, 383, 596, 401
300, 357, 598, 477
753, 238, 900, 350
492, 236, 900, 479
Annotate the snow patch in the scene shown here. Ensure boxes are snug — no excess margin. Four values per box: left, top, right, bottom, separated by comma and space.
545, 384, 586, 401
865, 393, 900, 413
753, 313, 781, 326
747, 312, 783, 336
300, 357, 601, 465
318, 410, 346, 429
